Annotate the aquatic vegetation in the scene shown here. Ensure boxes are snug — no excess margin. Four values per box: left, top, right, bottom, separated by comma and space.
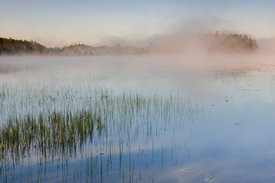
0, 110, 99, 159
205, 177, 214, 182
0, 62, 206, 182
216, 67, 260, 77
0, 73, 202, 163
205, 174, 214, 182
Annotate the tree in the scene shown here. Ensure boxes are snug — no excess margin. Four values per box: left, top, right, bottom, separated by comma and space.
203, 32, 259, 53
247, 38, 253, 50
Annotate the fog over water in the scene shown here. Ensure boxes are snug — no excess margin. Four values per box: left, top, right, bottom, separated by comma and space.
0, 52, 274, 95
0, 53, 274, 118
1, 52, 274, 121
0, 52, 275, 182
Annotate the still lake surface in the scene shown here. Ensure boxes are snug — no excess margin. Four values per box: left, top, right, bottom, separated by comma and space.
0, 56, 275, 182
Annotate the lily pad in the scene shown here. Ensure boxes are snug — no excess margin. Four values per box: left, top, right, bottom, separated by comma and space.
205, 177, 214, 182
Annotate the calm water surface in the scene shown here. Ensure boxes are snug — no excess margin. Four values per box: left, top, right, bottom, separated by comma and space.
0, 56, 275, 182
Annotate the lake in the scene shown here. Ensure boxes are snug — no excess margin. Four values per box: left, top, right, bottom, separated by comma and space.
0, 55, 275, 182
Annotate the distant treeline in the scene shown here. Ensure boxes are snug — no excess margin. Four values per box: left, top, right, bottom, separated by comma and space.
203, 32, 258, 52
0, 37, 147, 56
0, 32, 259, 56
0, 38, 47, 55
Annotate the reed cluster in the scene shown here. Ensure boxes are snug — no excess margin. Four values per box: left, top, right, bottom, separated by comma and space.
0, 110, 103, 160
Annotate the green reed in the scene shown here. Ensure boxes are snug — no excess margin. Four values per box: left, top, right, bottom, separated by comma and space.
0, 110, 100, 160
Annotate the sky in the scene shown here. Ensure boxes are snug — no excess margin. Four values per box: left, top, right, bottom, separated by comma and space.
1, 0, 275, 47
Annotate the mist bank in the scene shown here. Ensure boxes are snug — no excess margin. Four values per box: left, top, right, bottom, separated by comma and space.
1, 54, 274, 102
0, 52, 274, 74
150, 32, 259, 55
0, 32, 273, 56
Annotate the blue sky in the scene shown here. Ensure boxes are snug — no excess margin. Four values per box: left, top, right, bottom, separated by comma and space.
1, 0, 275, 47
